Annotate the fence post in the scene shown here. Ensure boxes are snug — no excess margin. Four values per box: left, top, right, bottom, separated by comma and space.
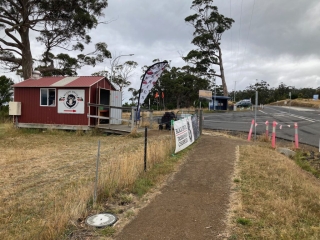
265, 120, 269, 138
171, 119, 174, 155
144, 126, 147, 172
149, 110, 153, 127
93, 140, 101, 204
248, 119, 254, 141
199, 109, 203, 135
294, 122, 299, 149
131, 107, 135, 131
272, 121, 277, 148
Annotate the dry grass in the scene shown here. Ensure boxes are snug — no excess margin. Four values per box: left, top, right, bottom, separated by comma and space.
0, 123, 174, 240
270, 98, 320, 108
228, 145, 320, 239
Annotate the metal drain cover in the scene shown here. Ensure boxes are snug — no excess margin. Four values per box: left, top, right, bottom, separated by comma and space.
85, 213, 117, 227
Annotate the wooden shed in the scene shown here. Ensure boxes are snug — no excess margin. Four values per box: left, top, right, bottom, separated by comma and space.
11, 76, 122, 130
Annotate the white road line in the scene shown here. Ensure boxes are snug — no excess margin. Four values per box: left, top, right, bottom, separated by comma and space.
288, 114, 316, 122
262, 107, 317, 122
259, 110, 268, 114
281, 106, 315, 112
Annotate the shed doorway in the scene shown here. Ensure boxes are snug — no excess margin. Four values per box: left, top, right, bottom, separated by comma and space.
98, 88, 110, 124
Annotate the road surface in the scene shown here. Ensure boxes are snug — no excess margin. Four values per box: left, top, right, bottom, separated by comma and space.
203, 105, 320, 147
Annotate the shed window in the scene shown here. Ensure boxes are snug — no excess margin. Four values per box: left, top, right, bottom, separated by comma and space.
40, 88, 56, 106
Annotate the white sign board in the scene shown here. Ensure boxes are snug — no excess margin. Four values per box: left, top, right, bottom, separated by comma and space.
58, 89, 85, 114
199, 90, 212, 100
174, 116, 194, 153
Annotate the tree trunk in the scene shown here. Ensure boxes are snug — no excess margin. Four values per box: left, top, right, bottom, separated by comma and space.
20, 28, 33, 80
176, 95, 181, 109
218, 46, 228, 96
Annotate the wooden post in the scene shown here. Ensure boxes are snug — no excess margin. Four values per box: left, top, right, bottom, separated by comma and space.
131, 107, 134, 131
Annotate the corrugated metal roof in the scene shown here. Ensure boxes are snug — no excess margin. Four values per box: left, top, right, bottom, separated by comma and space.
50, 77, 80, 86
13, 76, 105, 87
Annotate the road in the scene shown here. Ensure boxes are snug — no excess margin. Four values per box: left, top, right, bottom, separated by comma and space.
203, 105, 320, 147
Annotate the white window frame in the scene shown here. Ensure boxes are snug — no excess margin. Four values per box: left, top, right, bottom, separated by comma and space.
40, 88, 56, 106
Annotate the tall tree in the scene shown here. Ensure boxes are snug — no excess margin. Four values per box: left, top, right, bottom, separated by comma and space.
184, 0, 234, 96
0, 0, 110, 79
128, 87, 139, 105
246, 80, 271, 104
111, 60, 138, 92
0, 75, 14, 107
144, 66, 210, 109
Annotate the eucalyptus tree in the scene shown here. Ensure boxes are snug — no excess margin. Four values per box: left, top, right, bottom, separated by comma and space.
184, 0, 234, 96
112, 61, 138, 92
0, 0, 110, 79
128, 87, 139, 105
246, 80, 271, 104
146, 66, 210, 109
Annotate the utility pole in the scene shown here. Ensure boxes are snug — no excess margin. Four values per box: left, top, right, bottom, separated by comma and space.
214, 76, 216, 110
234, 81, 237, 102
289, 91, 291, 114
254, 79, 260, 141
254, 90, 258, 140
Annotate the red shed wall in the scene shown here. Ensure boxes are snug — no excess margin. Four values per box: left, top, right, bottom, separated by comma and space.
14, 87, 89, 125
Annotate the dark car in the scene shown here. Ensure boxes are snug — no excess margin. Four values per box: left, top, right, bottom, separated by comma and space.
236, 100, 252, 107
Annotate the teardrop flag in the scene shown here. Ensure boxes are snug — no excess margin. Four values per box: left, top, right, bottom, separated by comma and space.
136, 61, 168, 119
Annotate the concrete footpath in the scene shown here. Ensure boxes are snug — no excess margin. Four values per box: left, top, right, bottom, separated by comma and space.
114, 133, 245, 240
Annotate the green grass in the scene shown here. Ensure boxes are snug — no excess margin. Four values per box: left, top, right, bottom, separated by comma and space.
236, 218, 251, 226
100, 226, 116, 237
294, 151, 320, 178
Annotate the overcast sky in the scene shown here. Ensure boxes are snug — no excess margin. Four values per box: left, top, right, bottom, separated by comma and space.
5, 0, 320, 102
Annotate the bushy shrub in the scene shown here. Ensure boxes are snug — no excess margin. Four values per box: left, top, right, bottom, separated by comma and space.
0, 106, 9, 123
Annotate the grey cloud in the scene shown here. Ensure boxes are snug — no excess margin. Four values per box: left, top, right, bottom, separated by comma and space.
5, 0, 320, 98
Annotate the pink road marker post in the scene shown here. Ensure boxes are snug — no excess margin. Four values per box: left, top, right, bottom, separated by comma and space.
272, 121, 277, 148
265, 120, 269, 138
294, 122, 299, 149
248, 119, 255, 141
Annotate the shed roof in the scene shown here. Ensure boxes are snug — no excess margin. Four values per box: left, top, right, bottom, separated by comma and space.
13, 76, 106, 88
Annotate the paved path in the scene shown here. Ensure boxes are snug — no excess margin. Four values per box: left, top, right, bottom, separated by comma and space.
115, 133, 246, 240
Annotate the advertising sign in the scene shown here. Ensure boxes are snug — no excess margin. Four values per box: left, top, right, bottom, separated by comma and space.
58, 89, 85, 114
199, 90, 212, 100
174, 116, 194, 153
138, 61, 168, 107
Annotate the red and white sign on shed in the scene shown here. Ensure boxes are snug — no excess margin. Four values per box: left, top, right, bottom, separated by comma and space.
58, 89, 85, 114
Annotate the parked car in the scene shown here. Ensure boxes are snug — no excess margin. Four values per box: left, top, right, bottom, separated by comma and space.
236, 100, 252, 107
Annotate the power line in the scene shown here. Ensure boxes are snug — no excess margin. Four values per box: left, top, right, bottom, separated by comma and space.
236, 0, 244, 75
238, 0, 256, 84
